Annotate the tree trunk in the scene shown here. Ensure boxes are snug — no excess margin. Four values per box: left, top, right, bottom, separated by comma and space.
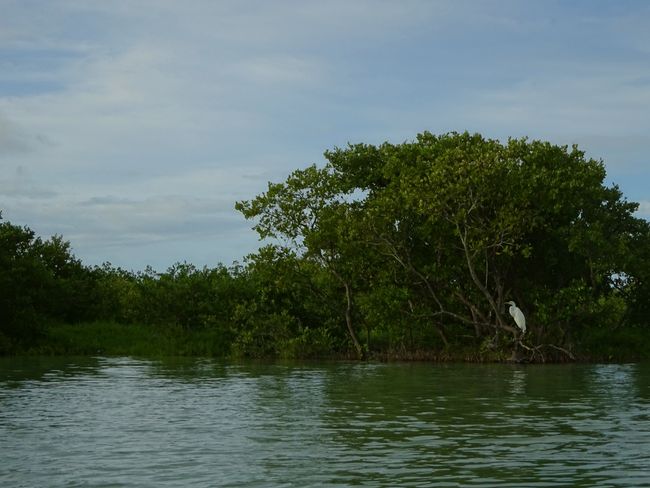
456, 222, 511, 334
343, 282, 364, 359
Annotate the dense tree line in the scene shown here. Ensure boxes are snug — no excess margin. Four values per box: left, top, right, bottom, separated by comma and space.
0, 219, 341, 357
237, 132, 650, 360
2, 133, 649, 360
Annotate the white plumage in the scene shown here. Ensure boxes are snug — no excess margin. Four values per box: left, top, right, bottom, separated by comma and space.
506, 300, 526, 334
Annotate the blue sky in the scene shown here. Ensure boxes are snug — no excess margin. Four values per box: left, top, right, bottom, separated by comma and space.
1, 0, 649, 271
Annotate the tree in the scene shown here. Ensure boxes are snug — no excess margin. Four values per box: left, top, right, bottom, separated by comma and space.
237, 165, 371, 357
0, 218, 93, 351
238, 132, 649, 360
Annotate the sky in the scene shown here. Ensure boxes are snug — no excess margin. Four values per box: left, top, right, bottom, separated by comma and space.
1, 0, 649, 271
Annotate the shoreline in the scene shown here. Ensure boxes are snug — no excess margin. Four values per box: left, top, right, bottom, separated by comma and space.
3, 321, 648, 364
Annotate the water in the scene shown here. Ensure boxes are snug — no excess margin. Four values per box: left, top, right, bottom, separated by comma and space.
1, 358, 649, 487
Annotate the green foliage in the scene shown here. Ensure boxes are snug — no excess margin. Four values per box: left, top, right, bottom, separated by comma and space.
41, 322, 232, 357
279, 326, 335, 359
2, 131, 649, 361
237, 132, 650, 360
0, 220, 97, 349
577, 325, 650, 361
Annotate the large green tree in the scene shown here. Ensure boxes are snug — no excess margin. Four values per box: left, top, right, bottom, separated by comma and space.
238, 132, 649, 359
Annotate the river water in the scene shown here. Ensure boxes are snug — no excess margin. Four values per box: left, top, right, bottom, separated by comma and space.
1, 357, 649, 487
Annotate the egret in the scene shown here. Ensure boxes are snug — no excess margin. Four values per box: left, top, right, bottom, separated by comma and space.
505, 301, 526, 335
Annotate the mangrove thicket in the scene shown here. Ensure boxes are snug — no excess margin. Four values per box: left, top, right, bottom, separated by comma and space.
2, 132, 650, 361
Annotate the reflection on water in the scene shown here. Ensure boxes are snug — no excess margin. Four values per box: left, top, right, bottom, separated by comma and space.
1, 358, 649, 487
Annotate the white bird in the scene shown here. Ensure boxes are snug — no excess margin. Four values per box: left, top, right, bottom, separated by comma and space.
506, 301, 526, 334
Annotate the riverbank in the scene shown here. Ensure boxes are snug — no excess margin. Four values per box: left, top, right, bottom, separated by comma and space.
5, 321, 650, 363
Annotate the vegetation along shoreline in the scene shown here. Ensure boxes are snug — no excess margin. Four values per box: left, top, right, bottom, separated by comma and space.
2, 133, 649, 362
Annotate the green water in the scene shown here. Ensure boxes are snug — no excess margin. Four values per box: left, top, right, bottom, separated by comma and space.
1, 358, 649, 487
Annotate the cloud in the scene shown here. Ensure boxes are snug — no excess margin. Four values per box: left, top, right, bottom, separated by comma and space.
637, 201, 650, 219
74, 194, 239, 242
0, 165, 57, 198
0, 116, 31, 154
229, 55, 325, 87
467, 66, 650, 139
2, 190, 253, 269
1, 0, 648, 270
73, 196, 253, 268
0, 114, 54, 154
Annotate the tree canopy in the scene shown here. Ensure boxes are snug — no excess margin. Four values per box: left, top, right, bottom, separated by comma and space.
2, 132, 649, 361
237, 132, 650, 360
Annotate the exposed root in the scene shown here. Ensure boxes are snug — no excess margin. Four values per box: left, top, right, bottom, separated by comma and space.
517, 339, 575, 362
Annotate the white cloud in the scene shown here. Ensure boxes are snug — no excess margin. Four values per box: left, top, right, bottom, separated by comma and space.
74, 194, 238, 241
230, 55, 324, 86
1, 190, 252, 268
0, 116, 33, 154
637, 201, 650, 219
470, 67, 650, 138
0, 165, 57, 198
1, 0, 648, 269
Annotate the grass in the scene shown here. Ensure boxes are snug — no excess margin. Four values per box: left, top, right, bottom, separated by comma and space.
35, 321, 231, 357
10, 321, 650, 362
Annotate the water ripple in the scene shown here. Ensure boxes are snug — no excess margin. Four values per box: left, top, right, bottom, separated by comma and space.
1, 359, 650, 487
